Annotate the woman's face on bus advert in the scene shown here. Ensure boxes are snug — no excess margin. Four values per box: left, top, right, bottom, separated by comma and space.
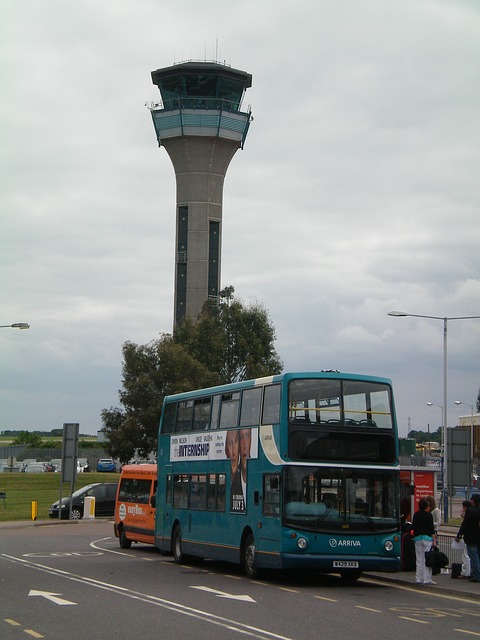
225, 430, 240, 475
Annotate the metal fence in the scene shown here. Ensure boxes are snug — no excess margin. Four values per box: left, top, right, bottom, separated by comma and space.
0, 446, 110, 472
437, 533, 463, 566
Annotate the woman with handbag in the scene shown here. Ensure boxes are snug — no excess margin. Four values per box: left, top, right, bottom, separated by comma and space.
411, 497, 437, 585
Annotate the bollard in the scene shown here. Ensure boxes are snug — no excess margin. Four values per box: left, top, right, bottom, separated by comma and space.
31, 500, 38, 521
83, 496, 95, 519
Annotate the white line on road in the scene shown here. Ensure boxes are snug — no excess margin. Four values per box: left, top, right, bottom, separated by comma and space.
1, 554, 291, 640
28, 590, 76, 606
191, 586, 255, 602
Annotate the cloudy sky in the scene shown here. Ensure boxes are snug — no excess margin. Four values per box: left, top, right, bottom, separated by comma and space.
1, 0, 479, 437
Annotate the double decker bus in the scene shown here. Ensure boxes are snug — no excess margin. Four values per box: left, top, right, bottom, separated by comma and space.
154, 371, 401, 579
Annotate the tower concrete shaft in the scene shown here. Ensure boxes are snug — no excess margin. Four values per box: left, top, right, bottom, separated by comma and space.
149, 61, 252, 326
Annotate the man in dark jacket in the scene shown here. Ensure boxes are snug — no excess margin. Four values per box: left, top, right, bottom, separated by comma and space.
456, 493, 480, 582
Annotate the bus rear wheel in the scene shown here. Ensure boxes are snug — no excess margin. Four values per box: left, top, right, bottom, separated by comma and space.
243, 533, 259, 579
172, 525, 183, 563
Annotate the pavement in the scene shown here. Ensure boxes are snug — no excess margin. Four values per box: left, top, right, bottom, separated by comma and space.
365, 569, 480, 600
1, 519, 479, 600
367, 524, 480, 600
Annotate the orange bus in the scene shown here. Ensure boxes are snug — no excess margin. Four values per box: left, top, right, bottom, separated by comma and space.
114, 464, 157, 548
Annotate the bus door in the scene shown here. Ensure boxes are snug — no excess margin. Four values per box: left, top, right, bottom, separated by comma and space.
160, 465, 173, 545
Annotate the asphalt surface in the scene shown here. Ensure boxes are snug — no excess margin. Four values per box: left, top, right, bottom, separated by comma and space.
1, 519, 478, 600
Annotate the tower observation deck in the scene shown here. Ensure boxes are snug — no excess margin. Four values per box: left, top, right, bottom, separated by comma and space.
149, 61, 252, 326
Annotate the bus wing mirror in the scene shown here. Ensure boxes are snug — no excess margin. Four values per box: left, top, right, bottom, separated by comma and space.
150, 495, 156, 508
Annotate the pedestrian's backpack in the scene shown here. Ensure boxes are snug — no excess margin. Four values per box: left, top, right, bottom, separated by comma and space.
451, 562, 462, 579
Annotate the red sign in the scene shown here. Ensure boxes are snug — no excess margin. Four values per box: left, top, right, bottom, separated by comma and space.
413, 471, 435, 509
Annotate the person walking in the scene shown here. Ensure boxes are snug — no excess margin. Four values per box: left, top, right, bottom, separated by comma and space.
456, 493, 480, 582
411, 497, 437, 585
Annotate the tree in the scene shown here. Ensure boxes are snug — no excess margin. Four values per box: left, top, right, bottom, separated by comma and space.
174, 287, 283, 383
477, 386, 480, 413
101, 287, 283, 461
407, 428, 441, 444
12, 431, 43, 447
101, 337, 216, 462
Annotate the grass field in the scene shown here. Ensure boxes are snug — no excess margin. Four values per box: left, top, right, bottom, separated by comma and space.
0, 472, 120, 522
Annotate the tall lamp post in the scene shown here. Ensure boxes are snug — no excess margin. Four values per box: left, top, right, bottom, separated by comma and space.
0, 323, 30, 329
454, 400, 474, 499
388, 311, 480, 524
427, 402, 444, 511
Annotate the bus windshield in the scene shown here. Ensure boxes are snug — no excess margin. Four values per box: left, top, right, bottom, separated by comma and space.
283, 466, 399, 533
288, 378, 396, 463
288, 378, 393, 427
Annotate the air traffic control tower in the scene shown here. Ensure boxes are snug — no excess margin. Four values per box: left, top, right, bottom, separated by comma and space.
149, 61, 252, 326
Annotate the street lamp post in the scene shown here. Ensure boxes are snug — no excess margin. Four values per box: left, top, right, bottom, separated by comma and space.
427, 402, 444, 512
454, 400, 474, 499
0, 323, 30, 329
388, 311, 480, 524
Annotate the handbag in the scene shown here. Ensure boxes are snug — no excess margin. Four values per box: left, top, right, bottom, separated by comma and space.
425, 546, 449, 569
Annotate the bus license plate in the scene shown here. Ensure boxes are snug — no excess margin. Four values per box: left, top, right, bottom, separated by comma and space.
333, 561, 359, 568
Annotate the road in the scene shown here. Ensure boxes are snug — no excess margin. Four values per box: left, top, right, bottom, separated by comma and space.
1, 520, 479, 640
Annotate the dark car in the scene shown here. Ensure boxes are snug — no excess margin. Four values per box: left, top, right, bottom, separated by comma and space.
48, 482, 118, 520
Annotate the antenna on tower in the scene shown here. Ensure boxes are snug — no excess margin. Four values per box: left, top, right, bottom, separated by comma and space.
215, 30, 219, 62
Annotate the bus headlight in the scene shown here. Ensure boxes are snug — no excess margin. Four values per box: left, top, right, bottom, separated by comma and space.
384, 540, 394, 552
297, 537, 307, 550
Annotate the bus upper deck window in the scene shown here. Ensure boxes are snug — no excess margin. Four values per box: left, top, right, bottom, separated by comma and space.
262, 384, 281, 424
219, 392, 240, 429
240, 387, 262, 427
193, 397, 211, 431
176, 400, 194, 432
162, 403, 177, 434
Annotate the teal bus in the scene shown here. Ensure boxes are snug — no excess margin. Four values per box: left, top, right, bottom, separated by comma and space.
154, 371, 401, 579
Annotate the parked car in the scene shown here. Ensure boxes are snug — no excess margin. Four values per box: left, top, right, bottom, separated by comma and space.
52, 460, 88, 474
48, 482, 118, 519
25, 463, 47, 473
78, 458, 90, 472
48, 459, 62, 472
21, 459, 38, 472
97, 458, 116, 472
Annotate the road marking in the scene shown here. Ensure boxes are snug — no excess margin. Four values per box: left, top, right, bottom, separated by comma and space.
25, 630, 44, 638
454, 631, 480, 637
314, 596, 338, 602
399, 617, 430, 624
191, 586, 256, 602
28, 590, 77, 606
90, 537, 137, 557
2, 554, 289, 640
4, 619, 44, 638
361, 577, 480, 604
24, 552, 102, 558
355, 606, 381, 612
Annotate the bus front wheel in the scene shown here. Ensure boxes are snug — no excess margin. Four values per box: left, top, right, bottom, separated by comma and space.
243, 533, 259, 579
172, 525, 183, 563
119, 527, 132, 549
